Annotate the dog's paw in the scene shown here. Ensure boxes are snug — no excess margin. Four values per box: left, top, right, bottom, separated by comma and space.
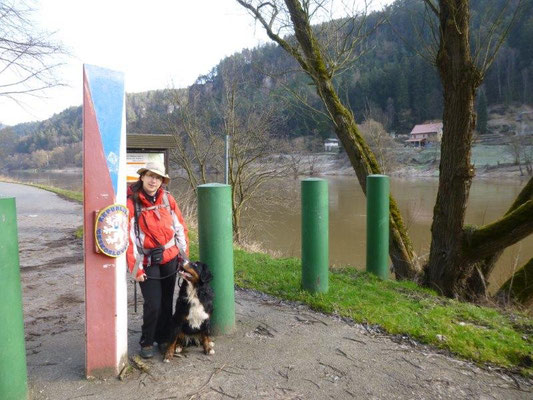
208, 349, 215, 355
163, 358, 170, 363
209, 341, 215, 347
174, 346, 183, 354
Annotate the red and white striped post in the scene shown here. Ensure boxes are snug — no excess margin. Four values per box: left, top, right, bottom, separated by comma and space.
83, 64, 128, 378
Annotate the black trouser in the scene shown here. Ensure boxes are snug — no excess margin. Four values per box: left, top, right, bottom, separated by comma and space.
138, 257, 178, 347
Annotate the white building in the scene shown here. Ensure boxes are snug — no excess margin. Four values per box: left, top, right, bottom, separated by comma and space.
324, 138, 340, 152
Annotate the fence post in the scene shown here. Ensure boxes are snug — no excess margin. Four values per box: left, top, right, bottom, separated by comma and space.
0, 198, 28, 400
366, 174, 390, 279
197, 183, 235, 334
301, 178, 329, 293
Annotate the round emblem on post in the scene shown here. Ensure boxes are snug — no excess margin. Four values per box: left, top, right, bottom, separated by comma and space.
94, 204, 129, 257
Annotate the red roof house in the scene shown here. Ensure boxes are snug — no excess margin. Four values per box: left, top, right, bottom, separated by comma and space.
406, 122, 443, 147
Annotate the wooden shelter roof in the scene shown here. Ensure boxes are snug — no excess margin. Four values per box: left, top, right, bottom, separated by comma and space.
126, 133, 176, 149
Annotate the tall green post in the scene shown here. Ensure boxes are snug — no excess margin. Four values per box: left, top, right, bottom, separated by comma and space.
0, 198, 28, 400
301, 178, 329, 293
197, 184, 235, 334
366, 175, 390, 279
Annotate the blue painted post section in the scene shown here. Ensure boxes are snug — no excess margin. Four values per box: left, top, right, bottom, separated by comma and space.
366, 174, 390, 279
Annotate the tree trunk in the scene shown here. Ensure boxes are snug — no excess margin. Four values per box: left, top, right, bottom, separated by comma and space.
284, 0, 421, 280
424, 1, 483, 296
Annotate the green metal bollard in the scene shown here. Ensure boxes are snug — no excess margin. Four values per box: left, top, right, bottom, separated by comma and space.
366, 175, 390, 279
301, 178, 329, 293
197, 184, 235, 335
0, 198, 28, 400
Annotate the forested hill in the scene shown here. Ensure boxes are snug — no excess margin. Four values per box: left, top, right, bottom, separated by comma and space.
1, 0, 531, 169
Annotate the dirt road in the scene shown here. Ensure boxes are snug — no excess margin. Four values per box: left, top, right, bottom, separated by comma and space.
1, 181, 531, 399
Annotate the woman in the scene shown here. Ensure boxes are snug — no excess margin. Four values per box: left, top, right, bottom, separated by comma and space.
126, 161, 189, 359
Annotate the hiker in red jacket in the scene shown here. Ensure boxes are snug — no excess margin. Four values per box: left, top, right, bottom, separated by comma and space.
126, 161, 189, 359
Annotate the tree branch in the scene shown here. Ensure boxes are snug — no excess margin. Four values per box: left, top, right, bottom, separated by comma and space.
464, 200, 533, 261
508, 176, 533, 212
235, 0, 311, 72
421, 0, 439, 17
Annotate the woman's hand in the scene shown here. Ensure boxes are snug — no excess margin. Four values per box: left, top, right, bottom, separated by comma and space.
135, 273, 147, 282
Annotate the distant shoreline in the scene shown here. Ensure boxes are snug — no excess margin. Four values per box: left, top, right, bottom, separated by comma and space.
6, 157, 532, 182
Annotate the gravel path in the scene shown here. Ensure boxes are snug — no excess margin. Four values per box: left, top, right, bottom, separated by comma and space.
1, 182, 532, 400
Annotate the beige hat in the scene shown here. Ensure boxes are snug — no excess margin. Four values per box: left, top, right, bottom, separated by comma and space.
137, 161, 170, 185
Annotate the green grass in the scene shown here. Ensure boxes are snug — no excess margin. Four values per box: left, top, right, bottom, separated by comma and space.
32, 183, 82, 203
411, 144, 525, 167
189, 238, 533, 376
471, 144, 516, 167
75, 225, 84, 239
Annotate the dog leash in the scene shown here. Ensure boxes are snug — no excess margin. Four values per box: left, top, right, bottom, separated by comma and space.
146, 248, 191, 280
133, 249, 190, 312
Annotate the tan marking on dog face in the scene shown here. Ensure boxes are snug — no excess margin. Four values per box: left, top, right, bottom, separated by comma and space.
180, 263, 199, 284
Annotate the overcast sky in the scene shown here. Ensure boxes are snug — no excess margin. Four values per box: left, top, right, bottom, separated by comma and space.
0, 0, 392, 126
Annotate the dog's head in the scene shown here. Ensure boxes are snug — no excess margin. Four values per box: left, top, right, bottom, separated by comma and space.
179, 261, 213, 285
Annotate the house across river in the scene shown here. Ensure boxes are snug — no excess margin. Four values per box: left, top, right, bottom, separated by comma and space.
406, 122, 443, 147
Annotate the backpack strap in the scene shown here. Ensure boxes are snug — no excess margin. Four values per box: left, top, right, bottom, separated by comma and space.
131, 190, 179, 268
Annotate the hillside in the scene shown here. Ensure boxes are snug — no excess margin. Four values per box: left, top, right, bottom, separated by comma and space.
1, 0, 531, 171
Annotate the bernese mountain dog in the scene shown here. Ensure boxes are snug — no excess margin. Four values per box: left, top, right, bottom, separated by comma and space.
163, 261, 215, 362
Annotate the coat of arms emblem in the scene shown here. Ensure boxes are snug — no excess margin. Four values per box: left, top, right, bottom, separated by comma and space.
95, 204, 129, 257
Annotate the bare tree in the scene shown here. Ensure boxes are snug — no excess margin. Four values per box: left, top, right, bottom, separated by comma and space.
167, 90, 223, 192
359, 118, 397, 173
419, 0, 533, 301
520, 140, 533, 176
236, 0, 421, 280
0, 0, 66, 102
506, 135, 523, 174
220, 60, 288, 242
167, 62, 287, 243
279, 137, 309, 179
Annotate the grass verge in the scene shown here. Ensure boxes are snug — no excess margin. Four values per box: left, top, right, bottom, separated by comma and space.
189, 236, 533, 377
0, 175, 83, 203
1, 176, 83, 237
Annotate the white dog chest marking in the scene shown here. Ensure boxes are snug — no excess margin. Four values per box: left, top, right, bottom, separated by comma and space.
186, 284, 209, 329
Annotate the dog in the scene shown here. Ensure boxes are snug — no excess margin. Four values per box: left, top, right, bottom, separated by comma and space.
163, 261, 215, 362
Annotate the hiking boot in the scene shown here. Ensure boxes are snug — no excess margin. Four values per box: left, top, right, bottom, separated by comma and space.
140, 345, 154, 359
158, 342, 169, 355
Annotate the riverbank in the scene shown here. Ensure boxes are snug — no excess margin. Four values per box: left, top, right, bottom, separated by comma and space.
6, 141, 533, 182
2, 180, 532, 382
306, 151, 531, 180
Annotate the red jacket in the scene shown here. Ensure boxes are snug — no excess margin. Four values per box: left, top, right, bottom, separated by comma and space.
126, 188, 189, 279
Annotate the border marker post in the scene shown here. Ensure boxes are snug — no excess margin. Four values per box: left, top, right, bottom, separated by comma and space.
301, 178, 329, 293
83, 64, 128, 378
366, 174, 390, 279
0, 198, 28, 400
197, 183, 235, 335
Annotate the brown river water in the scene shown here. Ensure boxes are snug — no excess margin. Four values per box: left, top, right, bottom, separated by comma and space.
11, 170, 532, 292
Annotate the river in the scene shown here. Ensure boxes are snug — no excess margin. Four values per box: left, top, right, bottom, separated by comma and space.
11, 169, 532, 292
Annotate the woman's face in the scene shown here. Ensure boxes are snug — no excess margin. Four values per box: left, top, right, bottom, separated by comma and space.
141, 171, 163, 195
